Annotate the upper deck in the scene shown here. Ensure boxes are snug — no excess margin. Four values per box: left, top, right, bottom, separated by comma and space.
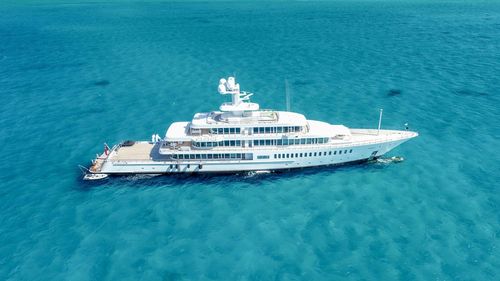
163, 76, 348, 143
190, 110, 307, 128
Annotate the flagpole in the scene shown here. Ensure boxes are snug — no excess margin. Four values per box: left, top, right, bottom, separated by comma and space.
377, 109, 383, 135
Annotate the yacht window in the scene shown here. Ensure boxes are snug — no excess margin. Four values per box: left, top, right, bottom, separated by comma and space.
284, 127, 289, 133
223, 128, 228, 134
349, 149, 353, 153
283, 139, 288, 145
230, 154, 236, 159
314, 152, 317, 156
259, 140, 264, 146
225, 154, 230, 159
295, 126, 301, 132
274, 154, 277, 158
300, 153, 303, 157
277, 127, 283, 133
236, 140, 241, 146
201, 154, 207, 159
319, 152, 322, 156
318, 138, 324, 144
309, 153, 312, 156
265, 140, 271, 145
208, 154, 213, 159
237, 153, 242, 158
189, 154, 194, 159
236, 128, 241, 134
329, 151, 332, 155
339, 150, 342, 154
306, 138, 312, 144
223, 140, 228, 147
253, 140, 258, 146
264, 127, 270, 133
334, 151, 337, 155
230, 140, 235, 146
196, 154, 201, 159
253, 127, 258, 134
301, 139, 306, 144
259, 127, 265, 133
277, 139, 283, 145
257, 155, 270, 159
344, 150, 348, 154
295, 153, 298, 157
278, 154, 281, 159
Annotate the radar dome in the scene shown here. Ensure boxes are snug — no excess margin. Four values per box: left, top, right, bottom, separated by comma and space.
218, 84, 227, 94
219, 78, 227, 85
227, 77, 236, 90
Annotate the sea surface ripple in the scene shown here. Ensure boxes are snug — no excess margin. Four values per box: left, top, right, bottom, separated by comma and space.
0, 1, 499, 280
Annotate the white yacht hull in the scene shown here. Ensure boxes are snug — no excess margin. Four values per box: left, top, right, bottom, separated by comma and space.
94, 130, 416, 175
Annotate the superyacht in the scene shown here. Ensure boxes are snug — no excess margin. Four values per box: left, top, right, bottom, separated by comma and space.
83, 77, 418, 180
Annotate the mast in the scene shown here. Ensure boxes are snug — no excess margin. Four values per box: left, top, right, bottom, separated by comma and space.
218, 76, 259, 112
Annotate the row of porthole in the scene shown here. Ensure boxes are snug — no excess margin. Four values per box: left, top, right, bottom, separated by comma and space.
274, 149, 353, 159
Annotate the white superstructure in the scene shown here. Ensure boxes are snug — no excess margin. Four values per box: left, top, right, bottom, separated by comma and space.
84, 77, 418, 178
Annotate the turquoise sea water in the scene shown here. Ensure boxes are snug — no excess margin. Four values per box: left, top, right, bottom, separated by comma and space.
1, 1, 499, 280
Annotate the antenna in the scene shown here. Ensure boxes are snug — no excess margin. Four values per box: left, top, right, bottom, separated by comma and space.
377, 109, 383, 135
285, 79, 291, 112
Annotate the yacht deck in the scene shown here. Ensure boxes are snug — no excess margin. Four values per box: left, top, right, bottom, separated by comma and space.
110, 142, 155, 161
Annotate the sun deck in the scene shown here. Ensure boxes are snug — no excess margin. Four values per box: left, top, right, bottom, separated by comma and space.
110, 142, 155, 161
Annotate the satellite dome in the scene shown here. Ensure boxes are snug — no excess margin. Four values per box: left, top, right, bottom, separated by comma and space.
219, 78, 227, 85
227, 77, 235, 90
218, 84, 227, 94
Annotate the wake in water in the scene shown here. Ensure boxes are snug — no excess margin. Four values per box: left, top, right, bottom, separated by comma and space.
372, 156, 405, 164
